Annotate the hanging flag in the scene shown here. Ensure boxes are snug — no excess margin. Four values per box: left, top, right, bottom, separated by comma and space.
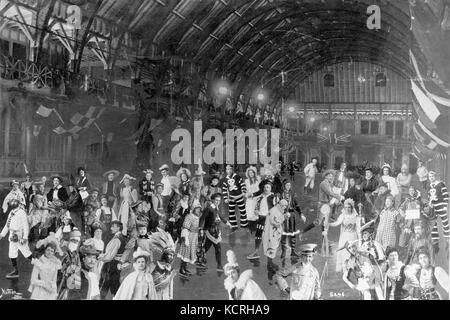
36, 105, 53, 117
413, 123, 439, 150
418, 119, 450, 148
410, 51, 450, 107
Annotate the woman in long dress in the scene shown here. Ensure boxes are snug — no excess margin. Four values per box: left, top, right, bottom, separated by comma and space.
28, 240, 62, 300
375, 196, 401, 250
244, 166, 261, 235
328, 198, 361, 273
178, 205, 201, 276
118, 174, 138, 236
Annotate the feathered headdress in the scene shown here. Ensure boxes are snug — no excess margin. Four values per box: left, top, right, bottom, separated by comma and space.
148, 230, 176, 255
36, 232, 63, 256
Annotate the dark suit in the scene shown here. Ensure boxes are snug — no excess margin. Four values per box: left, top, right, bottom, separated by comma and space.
46, 187, 69, 202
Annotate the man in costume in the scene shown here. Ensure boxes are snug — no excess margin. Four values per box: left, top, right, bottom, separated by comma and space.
199, 193, 230, 271
263, 199, 289, 282
224, 250, 267, 300
247, 180, 277, 260
2, 180, 26, 214
46, 175, 69, 204
303, 158, 318, 195
66, 177, 84, 233
66, 243, 101, 300
102, 169, 120, 210
139, 169, 155, 204
0, 198, 32, 279
57, 229, 82, 299
98, 220, 127, 299
428, 171, 449, 253
148, 229, 176, 300
342, 240, 384, 300
275, 243, 321, 300
222, 164, 248, 230
75, 167, 91, 200
280, 180, 309, 262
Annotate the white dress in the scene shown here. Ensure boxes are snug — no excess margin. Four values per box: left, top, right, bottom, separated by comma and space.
329, 211, 360, 273
245, 178, 261, 221
118, 187, 138, 236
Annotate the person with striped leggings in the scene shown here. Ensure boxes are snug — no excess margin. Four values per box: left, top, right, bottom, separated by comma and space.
428, 171, 449, 254
222, 165, 248, 230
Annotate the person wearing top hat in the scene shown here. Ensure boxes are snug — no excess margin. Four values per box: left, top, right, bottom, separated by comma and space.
102, 170, 121, 210
66, 244, 101, 300
76, 167, 91, 200
0, 198, 33, 279
2, 179, 26, 214
66, 176, 84, 233
139, 169, 156, 204
117, 174, 138, 237
46, 175, 69, 204
223, 250, 267, 300
275, 243, 321, 300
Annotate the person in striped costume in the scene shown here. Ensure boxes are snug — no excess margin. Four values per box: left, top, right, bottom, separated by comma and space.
222, 165, 248, 230
428, 171, 449, 253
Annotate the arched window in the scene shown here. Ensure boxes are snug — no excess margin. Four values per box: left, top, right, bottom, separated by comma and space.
324, 73, 334, 87
375, 73, 387, 87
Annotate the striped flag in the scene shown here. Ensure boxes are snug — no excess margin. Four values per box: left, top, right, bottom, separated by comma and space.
53, 106, 105, 136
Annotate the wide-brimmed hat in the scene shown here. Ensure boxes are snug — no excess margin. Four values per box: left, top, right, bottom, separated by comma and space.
245, 166, 258, 179
361, 225, 375, 234
130, 200, 143, 209
48, 199, 66, 211
103, 169, 120, 178
143, 169, 154, 175
79, 244, 100, 257
176, 167, 191, 180
120, 174, 136, 184
299, 243, 318, 254
36, 233, 63, 256
10, 179, 20, 186
50, 175, 64, 183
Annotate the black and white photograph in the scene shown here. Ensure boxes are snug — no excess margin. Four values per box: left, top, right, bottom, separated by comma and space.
0, 0, 449, 306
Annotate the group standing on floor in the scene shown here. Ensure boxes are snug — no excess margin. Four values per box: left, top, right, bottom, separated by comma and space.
0, 158, 449, 300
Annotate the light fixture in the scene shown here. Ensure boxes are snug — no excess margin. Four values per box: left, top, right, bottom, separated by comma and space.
323, 127, 328, 131
257, 93, 265, 101
310, 117, 315, 122
358, 75, 366, 83
288, 106, 295, 113
218, 86, 228, 95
